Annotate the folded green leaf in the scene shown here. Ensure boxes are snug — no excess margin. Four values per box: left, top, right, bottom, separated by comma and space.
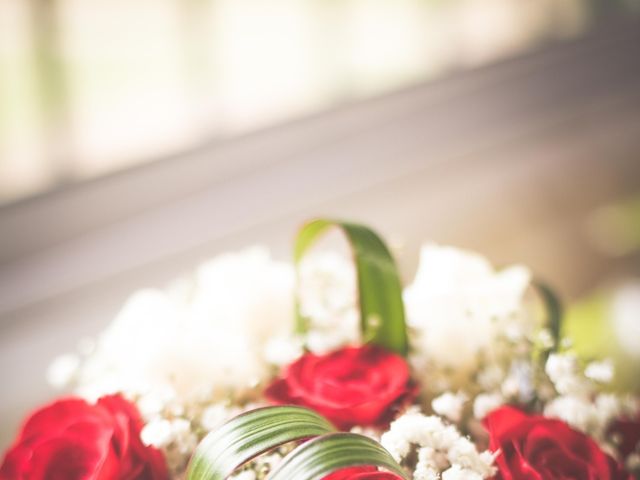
187, 406, 336, 480
268, 432, 409, 480
532, 279, 563, 349
294, 219, 409, 356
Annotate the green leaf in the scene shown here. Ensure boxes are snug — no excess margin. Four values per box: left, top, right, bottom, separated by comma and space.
294, 219, 409, 356
268, 432, 409, 480
187, 407, 408, 480
532, 279, 563, 348
187, 406, 336, 480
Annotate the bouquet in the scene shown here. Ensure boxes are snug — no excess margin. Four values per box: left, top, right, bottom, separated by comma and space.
2, 219, 639, 480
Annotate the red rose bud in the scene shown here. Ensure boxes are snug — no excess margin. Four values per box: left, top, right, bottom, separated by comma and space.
265, 345, 415, 430
323, 466, 404, 480
0, 395, 169, 480
484, 406, 632, 480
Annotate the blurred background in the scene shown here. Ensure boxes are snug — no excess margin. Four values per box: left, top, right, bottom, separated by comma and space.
2, 0, 639, 202
1, 0, 640, 449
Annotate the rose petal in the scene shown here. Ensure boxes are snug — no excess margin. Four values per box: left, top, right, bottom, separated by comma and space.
322, 466, 403, 480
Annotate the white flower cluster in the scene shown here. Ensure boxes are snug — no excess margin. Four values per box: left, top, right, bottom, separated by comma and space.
380, 409, 496, 480
296, 251, 359, 353
141, 415, 198, 475
46, 247, 359, 476
543, 352, 639, 452
545, 352, 591, 395
46, 248, 292, 474
431, 392, 468, 423
404, 245, 532, 396
471, 359, 543, 422
472, 393, 504, 421
51, 248, 295, 405
137, 393, 255, 474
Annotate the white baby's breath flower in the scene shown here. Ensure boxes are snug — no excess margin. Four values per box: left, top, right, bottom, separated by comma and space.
535, 328, 555, 350
432, 392, 468, 422
140, 417, 197, 472
595, 393, 624, 423
415, 446, 444, 480
477, 365, 505, 391
298, 251, 359, 353
259, 452, 284, 471
46, 353, 80, 389
136, 384, 177, 420
147, 417, 198, 475
349, 425, 381, 441
584, 359, 615, 384
544, 395, 594, 433
305, 309, 359, 354
473, 393, 504, 420
442, 465, 483, 480
168, 419, 196, 451
66, 247, 295, 405
545, 353, 587, 395
404, 245, 530, 376
298, 251, 356, 324
448, 437, 496, 477
200, 403, 234, 432
414, 450, 440, 480
381, 409, 495, 479
263, 336, 304, 366
501, 360, 535, 402
479, 451, 498, 469
141, 419, 174, 448
544, 392, 630, 445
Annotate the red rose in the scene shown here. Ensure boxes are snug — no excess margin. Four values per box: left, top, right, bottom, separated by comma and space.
323, 466, 403, 480
0, 395, 168, 480
609, 411, 640, 461
265, 345, 415, 429
484, 406, 631, 480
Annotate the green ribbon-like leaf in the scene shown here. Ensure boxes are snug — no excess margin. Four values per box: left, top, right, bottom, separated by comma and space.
532, 279, 563, 349
294, 219, 409, 356
268, 432, 409, 480
187, 407, 408, 480
187, 406, 336, 480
